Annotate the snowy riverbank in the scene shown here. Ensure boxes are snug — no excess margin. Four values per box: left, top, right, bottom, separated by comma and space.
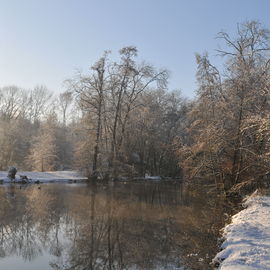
214, 191, 270, 269
0, 171, 87, 183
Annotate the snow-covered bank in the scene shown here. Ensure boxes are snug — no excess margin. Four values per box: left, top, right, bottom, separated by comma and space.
214, 192, 270, 269
0, 171, 87, 183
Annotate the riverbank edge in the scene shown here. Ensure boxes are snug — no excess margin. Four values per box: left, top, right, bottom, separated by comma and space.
0, 170, 88, 184
0, 170, 184, 184
213, 190, 270, 269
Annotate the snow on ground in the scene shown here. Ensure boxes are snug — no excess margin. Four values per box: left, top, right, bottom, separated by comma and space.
214, 191, 270, 270
144, 175, 162, 180
0, 171, 87, 183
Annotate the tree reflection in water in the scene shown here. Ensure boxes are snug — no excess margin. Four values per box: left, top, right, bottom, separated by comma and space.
0, 182, 238, 270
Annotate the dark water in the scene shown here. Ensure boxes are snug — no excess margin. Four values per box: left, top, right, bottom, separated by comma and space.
0, 182, 237, 270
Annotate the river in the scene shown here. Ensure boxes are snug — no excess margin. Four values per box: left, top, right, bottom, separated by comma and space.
0, 182, 238, 270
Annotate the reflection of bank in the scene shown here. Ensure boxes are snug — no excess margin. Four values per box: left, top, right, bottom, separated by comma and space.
6, 184, 16, 198
5, 184, 31, 199
0, 183, 236, 270
0, 186, 43, 262
51, 183, 187, 270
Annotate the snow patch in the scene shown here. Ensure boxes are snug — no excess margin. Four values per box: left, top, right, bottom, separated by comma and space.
214, 192, 270, 270
144, 175, 162, 180
0, 171, 87, 183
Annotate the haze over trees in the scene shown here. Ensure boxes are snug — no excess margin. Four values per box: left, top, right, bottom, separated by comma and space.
1, 20, 270, 193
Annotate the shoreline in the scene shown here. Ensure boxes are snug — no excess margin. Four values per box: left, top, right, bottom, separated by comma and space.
213, 190, 270, 269
0, 170, 88, 183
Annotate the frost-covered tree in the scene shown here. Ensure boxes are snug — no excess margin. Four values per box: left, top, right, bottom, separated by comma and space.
178, 53, 225, 187
58, 90, 73, 126
179, 21, 270, 192
70, 47, 169, 179
26, 85, 52, 123
27, 114, 59, 171
0, 86, 28, 121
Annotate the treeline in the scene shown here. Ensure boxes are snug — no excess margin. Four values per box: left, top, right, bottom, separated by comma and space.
1, 21, 270, 192
0, 47, 187, 178
0, 85, 74, 171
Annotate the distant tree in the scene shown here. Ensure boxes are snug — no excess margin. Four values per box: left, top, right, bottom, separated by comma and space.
26, 85, 52, 123
0, 86, 28, 121
58, 90, 73, 126
27, 113, 59, 171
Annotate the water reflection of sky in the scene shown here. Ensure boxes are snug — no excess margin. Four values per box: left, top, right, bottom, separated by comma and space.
0, 255, 54, 270
0, 183, 238, 270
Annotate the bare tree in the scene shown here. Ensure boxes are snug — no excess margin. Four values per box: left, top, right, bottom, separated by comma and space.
0, 86, 28, 121
71, 53, 109, 178
27, 85, 52, 123
58, 91, 73, 126
107, 47, 168, 176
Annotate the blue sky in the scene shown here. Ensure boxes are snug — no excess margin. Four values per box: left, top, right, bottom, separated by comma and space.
1, 0, 270, 97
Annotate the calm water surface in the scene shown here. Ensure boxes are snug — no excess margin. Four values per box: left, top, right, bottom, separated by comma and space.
0, 182, 237, 270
